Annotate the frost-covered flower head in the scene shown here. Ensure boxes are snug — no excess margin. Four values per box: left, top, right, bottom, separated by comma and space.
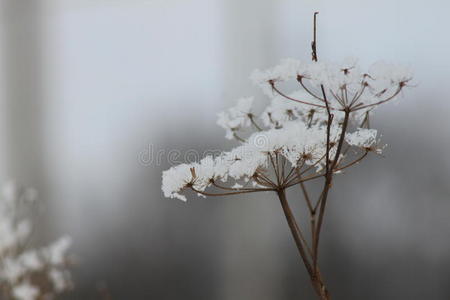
251, 58, 412, 117
0, 181, 73, 300
162, 56, 411, 202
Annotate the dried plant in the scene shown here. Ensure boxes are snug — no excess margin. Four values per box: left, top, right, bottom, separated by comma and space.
0, 182, 73, 300
161, 13, 412, 299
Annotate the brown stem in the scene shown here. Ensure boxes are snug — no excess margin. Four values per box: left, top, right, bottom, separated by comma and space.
312, 12, 319, 62
248, 114, 263, 131
321, 84, 333, 174
311, 275, 331, 300
313, 110, 350, 272
233, 132, 246, 143
277, 189, 331, 300
277, 190, 313, 275
297, 172, 314, 214
190, 186, 274, 197
277, 12, 332, 300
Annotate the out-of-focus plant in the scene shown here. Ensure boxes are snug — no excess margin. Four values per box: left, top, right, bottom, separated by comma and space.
0, 181, 73, 300
161, 13, 412, 299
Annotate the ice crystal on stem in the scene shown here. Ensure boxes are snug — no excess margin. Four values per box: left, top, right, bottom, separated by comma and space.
161, 13, 412, 300
0, 181, 73, 300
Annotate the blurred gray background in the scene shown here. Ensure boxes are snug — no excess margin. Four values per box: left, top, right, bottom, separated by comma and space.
1, 0, 449, 299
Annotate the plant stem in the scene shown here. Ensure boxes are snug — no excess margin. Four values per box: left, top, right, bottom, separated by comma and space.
277, 189, 313, 274
277, 189, 330, 300
313, 110, 350, 272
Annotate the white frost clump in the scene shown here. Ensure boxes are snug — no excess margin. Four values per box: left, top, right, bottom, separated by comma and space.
369, 61, 413, 86
217, 97, 254, 139
345, 128, 378, 148
250, 59, 306, 95
12, 281, 39, 300
44, 236, 73, 265
48, 269, 71, 292
0, 181, 73, 299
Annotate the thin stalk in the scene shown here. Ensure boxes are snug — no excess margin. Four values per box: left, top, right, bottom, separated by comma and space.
297, 77, 325, 102
190, 187, 274, 197
352, 85, 402, 111
277, 189, 313, 276
233, 132, 245, 143
249, 114, 263, 131
313, 110, 350, 272
271, 83, 328, 109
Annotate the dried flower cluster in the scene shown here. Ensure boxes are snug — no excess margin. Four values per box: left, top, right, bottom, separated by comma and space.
0, 182, 72, 300
161, 15, 412, 300
162, 58, 411, 202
